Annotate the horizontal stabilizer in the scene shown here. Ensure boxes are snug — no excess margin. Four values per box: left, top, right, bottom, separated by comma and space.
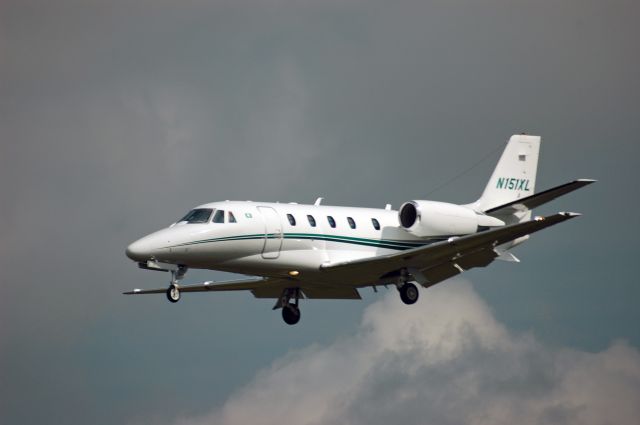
485, 179, 596, 215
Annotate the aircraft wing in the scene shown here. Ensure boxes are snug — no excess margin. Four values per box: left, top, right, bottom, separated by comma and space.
124, 277, 285, 295
485, 179, 596, 215
320, 212, 581, 288
124, 276, 361, 300
124, 278, 265, 294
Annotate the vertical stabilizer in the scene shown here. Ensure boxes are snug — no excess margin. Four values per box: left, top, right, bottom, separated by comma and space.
475, 134, 540, 218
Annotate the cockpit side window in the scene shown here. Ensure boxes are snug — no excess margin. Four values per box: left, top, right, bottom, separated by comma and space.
212, 209, 225, 223
228, 211, 237, 223
177, 208, 213, 224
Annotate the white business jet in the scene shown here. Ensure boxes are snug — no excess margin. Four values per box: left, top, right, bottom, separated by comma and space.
125, 134, 594, 325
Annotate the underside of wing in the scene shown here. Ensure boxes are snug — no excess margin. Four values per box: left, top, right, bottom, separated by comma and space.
320, 212, 581, 288
301, 286, 361, 299
124, 277, 290, 295
124, 276, 361, 300
251, 282, 361, 299
418, 248, 498, 287
244, 278, 360, 300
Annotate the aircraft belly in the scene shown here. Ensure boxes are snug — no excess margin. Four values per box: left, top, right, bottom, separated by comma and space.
169, 239, 263, 268
209, 249, 327, 275
325, 246, 395, 265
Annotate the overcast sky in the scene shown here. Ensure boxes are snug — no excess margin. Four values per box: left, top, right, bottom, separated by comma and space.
1, 1, 639, 424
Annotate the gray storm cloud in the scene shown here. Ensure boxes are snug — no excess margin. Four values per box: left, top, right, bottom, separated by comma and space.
2, 1, 640, 424
178, 280, 640, 425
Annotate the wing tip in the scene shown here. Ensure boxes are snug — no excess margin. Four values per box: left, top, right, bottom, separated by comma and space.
559, 211, 582, 218
576, 178, 597, 183
123, 289, 142, 295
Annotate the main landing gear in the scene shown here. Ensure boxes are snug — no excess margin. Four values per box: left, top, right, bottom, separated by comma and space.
393, 268, 420, 305
275, 288, 302, 325
398, 281, 419, 305
282, 304, 301, 325
165, 266, 187, 303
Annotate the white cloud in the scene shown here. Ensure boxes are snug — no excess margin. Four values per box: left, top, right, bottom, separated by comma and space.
176, 280, 640, 425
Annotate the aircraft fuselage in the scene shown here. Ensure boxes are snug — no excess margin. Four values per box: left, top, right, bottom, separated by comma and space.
126, 201, 433, 279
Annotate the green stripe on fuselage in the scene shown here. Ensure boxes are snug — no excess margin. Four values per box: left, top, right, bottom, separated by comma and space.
169, 232, 441, 251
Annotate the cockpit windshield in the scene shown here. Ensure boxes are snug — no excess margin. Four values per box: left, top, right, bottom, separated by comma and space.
177, 208, 213, 224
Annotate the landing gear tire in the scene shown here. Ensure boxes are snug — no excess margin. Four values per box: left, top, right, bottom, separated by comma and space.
166, 285, 180, 303
399, 282, 419, 305
282, 304, 301, 325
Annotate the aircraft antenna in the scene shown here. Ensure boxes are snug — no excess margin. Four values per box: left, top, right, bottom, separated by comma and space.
423, 142, 504, 197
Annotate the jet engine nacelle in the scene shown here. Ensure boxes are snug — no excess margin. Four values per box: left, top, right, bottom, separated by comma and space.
398, 200, 504, 237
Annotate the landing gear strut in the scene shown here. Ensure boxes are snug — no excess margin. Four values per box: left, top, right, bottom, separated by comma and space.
275, 288, 302, 325
165, 266, 187, 304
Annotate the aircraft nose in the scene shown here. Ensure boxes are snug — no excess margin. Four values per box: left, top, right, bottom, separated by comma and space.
125, 239, 151, 262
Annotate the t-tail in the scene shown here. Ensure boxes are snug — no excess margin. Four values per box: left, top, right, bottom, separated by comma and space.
474, 134, 541, 224
470, 133, 595, 237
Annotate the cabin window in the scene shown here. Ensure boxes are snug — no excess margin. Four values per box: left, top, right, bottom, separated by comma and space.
307, 215, 316, 227
347, 217, 356, 229
371, 218, 380, 230
177, 208, 213, 224
212, 209, 225, 223
327, 216, 336, 228
287, 214, 296, 226
228, 211, 237, 223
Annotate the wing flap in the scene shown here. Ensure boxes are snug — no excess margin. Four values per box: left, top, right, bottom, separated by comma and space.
421, 263, 461, 287
418, 247, 497, 287
454, 248, 498, 269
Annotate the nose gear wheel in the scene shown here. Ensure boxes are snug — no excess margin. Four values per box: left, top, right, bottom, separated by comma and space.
165, 266, 187, 303
166, 284, 180, 303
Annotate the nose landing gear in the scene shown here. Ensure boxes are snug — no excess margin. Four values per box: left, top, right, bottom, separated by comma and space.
166, 284, 181, 303
165, 266, 187, 304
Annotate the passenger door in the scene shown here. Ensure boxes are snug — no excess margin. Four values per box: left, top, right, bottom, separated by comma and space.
257, 206, 283, 259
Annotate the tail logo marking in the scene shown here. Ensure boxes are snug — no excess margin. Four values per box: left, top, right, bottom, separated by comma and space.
496, 177, 531, 191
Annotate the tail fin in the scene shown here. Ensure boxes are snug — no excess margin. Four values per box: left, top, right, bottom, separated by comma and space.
475, 134, 541, 221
